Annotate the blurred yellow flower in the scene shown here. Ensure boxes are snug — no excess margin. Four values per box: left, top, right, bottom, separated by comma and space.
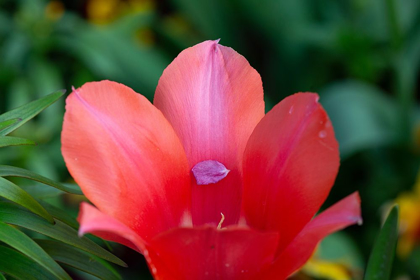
301, 252, 353, 280
87, 0, 119, 24
394, 173, 420, 258
87, 0, 153, 25
45, 0, 64, 21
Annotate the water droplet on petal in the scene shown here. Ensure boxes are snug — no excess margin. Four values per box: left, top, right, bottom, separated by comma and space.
289, 105, 294, 114
318, 130, 327, 138
192, 160, 230, 185
325, 121, 332, 128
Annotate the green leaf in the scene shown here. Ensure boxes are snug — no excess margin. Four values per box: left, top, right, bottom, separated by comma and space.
22, 185, 65, 200
0, 220, 71, 280
0, 136, 35, 147
321, 80, 398, 159
39, 202, 79, 229
0, 202, 127, 267
0, 118, 20, 133
0, 273, 6, 280
59, 16, 168, 98
407, 246, 420, 277
0, 165, 83, 195
0, 90, 64, 136
396, 20, 420, 140
364, 205, 399, 280
0, 245, 56, 280
0, 177, 54, 223
170, 0, 237, 43
317, 232, 364, 269
36, 239, 121, 280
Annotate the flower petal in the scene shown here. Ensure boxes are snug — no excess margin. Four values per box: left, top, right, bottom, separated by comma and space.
62, 81, 191, 241
146, 226, 278, 280
242, 93, 340, 251
154, 40, 265, 226
78, 202, 145, 253
257, 192, 361, 279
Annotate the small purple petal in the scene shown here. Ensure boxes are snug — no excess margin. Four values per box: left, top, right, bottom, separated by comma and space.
192, 160, 230, 185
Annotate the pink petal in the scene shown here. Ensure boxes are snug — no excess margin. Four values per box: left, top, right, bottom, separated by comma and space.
154, 40, 265, 226
257, 192, 362, 279
78, 202, 146, 253
146, 226, 278, 280
242, 93, 340, 252
192, 160, 230, 185
154, 40, 264, 226
62, 81, 191, 241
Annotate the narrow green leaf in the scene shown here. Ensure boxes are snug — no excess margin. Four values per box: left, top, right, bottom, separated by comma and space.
0, 221, 71, 280
0, 273, 6, 280
36, 239, 121, 280
0, 177, 54, 223
0, 118, 20, 133
0, 202, 127, 267
22, 185, 64, 200
0, 90, 64, 136
40, 202, 79, 229
0, 136, 35, 147
0, 245, 56, 280
364, 205, 399, 280
0, 165, 83, 195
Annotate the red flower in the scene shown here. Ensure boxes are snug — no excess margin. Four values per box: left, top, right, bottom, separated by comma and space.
62, 40, 361, 279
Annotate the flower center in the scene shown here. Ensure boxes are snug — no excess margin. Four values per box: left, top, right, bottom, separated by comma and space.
191, 160, 230, 185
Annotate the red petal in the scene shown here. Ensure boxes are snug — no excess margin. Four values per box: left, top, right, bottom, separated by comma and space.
146, 226, 278, 280
258, 192, 362, 279
78, 202, 146, 253
62, 81, 191, 241
154, 40, 265, 226
242, 93, 340, 251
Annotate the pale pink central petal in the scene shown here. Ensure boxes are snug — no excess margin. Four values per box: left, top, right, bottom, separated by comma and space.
154, 40, 265, 226
192, 160, 230, 185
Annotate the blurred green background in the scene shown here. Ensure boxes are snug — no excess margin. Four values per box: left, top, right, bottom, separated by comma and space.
0, 0, 419, 279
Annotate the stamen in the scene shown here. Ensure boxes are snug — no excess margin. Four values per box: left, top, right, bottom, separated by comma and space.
217, 213, 225, 230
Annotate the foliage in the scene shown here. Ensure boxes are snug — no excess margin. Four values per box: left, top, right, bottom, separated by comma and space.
364, 205, 399, 280
0, 92, 125, 279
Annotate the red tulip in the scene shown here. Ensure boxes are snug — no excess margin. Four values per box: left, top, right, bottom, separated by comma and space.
62, 40, 362, 279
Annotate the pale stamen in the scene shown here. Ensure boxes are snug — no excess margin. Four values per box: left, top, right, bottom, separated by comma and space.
217, 213, 225, 230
